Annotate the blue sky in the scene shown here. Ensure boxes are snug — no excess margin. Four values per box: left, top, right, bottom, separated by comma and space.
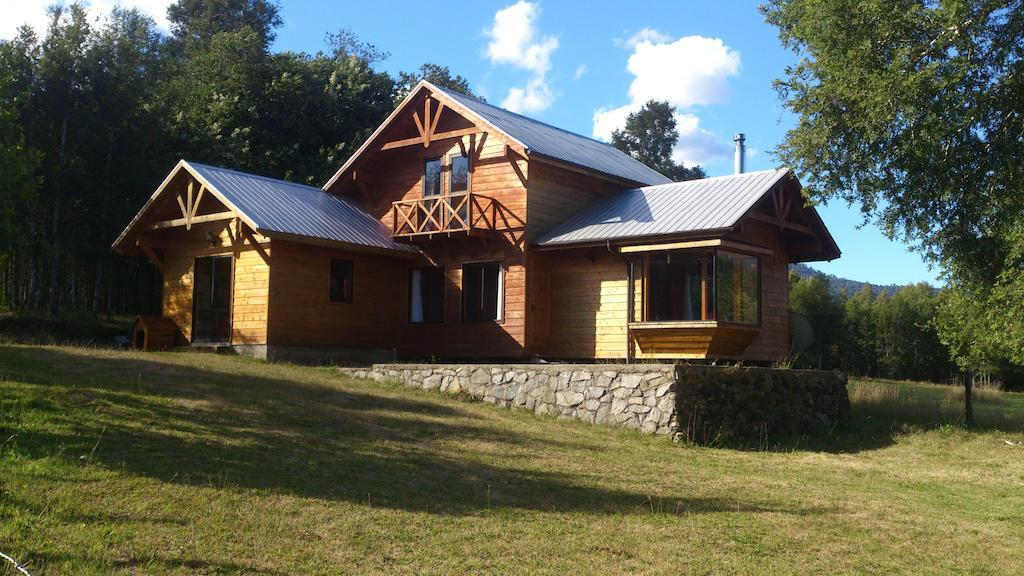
3, 0, 941, 286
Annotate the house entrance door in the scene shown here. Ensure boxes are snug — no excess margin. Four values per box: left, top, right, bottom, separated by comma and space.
192, 255, 232, 343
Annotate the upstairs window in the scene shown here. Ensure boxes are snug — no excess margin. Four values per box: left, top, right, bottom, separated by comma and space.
410, 267, 445, 324
329, 259, 353, 303
462, 261, 503, 322
423, 158, 442, 197
715, 251, 759, 324
450, 155, 469, 194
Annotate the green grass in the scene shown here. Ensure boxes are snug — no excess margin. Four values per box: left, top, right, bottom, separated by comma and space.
1, 345, 1023, 575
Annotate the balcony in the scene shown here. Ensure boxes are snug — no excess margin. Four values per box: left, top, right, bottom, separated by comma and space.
392, 193, 507, 240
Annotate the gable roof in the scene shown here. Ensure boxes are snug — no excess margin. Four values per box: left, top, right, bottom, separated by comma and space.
323, 80, 671, 191
439, 89, 672, 186
535, 168, 840, 261
113, 160, 419, 255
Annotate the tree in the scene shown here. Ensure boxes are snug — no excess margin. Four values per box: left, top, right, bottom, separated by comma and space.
611, 100, 705, 182
762, 0, 1024, 371
789, 271, 844, 369
168, 0, 282, 49
397, 63, 477, 100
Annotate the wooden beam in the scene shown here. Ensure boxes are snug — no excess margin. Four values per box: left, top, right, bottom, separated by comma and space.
619, 239, 722, 253
148, 210, 236, 231
746, 211, 814, 235
240, 225, 271, 266
719, 240, 775, 257
190, 185, 206, 220
618, 238, 774, 256
380, 127, 480, 151
429, 101, 445, 138
137, 241, 165, 274
176, 193, 188, 221
186, 181, 195, 230
424, 98, 431, 147
412, 110, 426, 140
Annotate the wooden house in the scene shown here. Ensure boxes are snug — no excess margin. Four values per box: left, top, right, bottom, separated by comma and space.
113, 80, 839, 363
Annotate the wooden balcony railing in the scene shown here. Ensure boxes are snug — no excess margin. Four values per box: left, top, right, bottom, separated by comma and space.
392, 193, 509, 240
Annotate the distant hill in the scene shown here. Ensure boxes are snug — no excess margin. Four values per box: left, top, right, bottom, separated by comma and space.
790, 263, 903, 297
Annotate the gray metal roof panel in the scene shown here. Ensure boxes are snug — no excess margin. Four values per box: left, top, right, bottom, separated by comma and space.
440, 89, 673, 186
535, 168, 790, 246
187, 162, 419, 253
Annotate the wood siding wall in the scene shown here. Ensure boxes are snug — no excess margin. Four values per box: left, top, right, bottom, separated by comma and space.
266, 240, 406, 350
532, 222, 792, 362
725, 220, 790, 361
525, 162, 624, 242
342, 124, 530, 358
533, 249, 630, 359
159, 220, 270, 345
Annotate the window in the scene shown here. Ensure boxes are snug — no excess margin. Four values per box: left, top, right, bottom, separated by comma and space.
450, 155, 469, 194
410, 267, 445, 323
423, 158, 442, 197
647, 252, 707, 321
462, 261, 503, 322
715, 251, 759, 323
329, 259, 353, 303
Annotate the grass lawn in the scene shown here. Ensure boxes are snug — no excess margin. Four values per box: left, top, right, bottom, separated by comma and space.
1, 345, 1023, 575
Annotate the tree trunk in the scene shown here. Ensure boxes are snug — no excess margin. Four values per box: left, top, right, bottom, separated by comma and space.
964, 371, 975, 428
48, 113, 69, 314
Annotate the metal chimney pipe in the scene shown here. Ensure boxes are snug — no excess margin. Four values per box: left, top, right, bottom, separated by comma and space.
733, 133, 746, 174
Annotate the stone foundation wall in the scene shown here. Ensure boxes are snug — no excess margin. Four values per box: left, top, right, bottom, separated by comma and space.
343, 364, 678, 435
340, 363, 849, 441
675, 365, 850, 442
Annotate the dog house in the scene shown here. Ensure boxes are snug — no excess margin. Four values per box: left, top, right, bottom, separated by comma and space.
131, 315, 179, 351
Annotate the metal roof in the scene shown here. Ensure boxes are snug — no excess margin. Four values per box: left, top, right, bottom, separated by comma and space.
439, 88, 673, 187
535, 168, 792, 246
187, 162, 419, 253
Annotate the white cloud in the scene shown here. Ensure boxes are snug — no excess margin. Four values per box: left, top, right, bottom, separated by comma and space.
485, 1, 559, 113
573, 64, 586, 81
618, 27, 670, 49
593, 29, 741, 168
1, 0, 172, 41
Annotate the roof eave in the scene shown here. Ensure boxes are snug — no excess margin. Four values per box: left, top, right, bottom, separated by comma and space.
533, 228, 734, 251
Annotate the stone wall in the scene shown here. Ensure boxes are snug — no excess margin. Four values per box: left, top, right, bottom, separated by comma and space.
675, 365, 850, 443
343, 364, 678, 435
340, 363, 849, 441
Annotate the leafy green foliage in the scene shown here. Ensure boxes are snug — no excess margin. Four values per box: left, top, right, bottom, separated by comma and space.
762, 0, 1024, 369
789, 272, 958, 384
397, 62, 478, 100
611, 100, 706, 182
0, 1, 476, 313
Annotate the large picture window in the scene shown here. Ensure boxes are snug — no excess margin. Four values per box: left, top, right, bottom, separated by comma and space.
329, 259, 353, 303
647, 252, 706, 321
462, 261, 503, 322
641, 249, 760, 325
410, 267, 445, 324
715, 251, 759, 323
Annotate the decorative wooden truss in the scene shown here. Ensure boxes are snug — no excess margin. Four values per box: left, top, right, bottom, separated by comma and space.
148, 180, 234, 232
380, 96, 481, 151
392, 193, 514, 240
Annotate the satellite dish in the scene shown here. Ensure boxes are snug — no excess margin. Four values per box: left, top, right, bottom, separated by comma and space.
790, 311, 815, 355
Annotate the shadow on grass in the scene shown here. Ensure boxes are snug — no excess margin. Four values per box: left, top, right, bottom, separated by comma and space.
0, 345, 830, 517
710, 379, 1024, 454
